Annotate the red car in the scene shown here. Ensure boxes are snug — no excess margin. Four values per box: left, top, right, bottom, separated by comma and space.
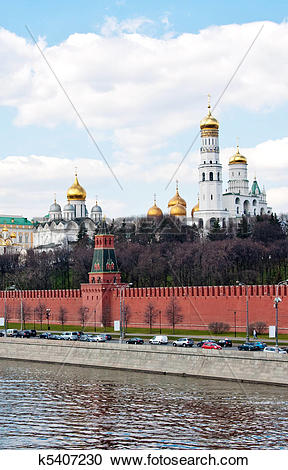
202, 342, 222, 350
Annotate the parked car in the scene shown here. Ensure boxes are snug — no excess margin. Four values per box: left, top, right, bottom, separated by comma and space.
202, 342, 222, 350
149, 335, 168, 345
49, 334, 62, 340
87, 335, 98, 342
264, 346, 287, 354
126, 337, 144, 344
172, 338, 194, 347
103, 334, 112, 340
217, 338, 232, 348
95, 334, 106, 342
60, 332, 79, 341
6, 329, 18, 337
238, 342, 260, 351
0, 330, 5, 337
26, 329, 37, 337
197, 339, 217, 347
15, 330, 31, 338
39, 332, 53, 339
79, 334, 91, 342
253, 341, 267, 350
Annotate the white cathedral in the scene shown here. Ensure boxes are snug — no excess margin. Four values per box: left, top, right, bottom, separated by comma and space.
33, 173, 103, 249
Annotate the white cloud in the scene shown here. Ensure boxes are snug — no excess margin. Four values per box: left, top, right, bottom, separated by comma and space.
0, 20, 288, 218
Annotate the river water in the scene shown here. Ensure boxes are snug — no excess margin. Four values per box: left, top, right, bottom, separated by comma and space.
0, 359, 287, 449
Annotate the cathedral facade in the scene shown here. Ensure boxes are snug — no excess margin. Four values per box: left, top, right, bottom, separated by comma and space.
33, 173, 103, 249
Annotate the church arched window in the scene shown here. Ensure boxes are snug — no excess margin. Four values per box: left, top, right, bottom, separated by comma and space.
202, 173, 205, 181
217, 172, 220, 181
209, 172, 213, 181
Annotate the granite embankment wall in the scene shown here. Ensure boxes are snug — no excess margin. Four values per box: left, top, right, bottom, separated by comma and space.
1, 338, 288, 386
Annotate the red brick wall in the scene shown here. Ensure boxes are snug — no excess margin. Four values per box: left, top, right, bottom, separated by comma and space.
2, 284, 288, 333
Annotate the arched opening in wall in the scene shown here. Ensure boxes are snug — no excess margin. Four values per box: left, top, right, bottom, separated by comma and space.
91, 277, 95, 283
235, 197, 240, 204
210, 160, 212, 164
254, 208, 256, 215
237, 206, 239, 214
253, 199, 257, 206
243, 200, 250, 215
260, 207, 265, 215
222, 219, 226, 228
209, 172, 213, 181
202, 173, 205, 181
209, 217, 216, 229
217, 172, 220, 181
198, 219, 203, 229
210, 194, 213, 200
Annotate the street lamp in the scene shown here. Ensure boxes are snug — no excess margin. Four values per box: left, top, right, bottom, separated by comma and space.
274, 279, 288, 351
6, 285, 23, 331
236, 281, 249, 343
46, 308, 51, 330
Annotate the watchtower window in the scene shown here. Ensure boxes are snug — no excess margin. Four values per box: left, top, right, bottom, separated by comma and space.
209, 172, 213, 181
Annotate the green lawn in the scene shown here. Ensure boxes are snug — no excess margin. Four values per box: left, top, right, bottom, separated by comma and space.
4, 322, 288, 343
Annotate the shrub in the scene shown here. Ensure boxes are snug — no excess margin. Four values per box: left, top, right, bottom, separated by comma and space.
249, 321, 267, 335
208, 322, 230, 334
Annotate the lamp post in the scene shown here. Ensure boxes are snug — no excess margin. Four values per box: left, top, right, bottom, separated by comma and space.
274, 279, 288, 351
119, 283, 133, 343
234, 311, 236, 338
236, 282, 249, 343
46, 308, 51, 330
94, 309, 96, 333
159, 310, 162, 334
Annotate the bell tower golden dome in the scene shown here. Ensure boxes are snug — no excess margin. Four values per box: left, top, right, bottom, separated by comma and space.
229, 145, 247, 165
67, 172, 87, 201
200, 94, 219, 137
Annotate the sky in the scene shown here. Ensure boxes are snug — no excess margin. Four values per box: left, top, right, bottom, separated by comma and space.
0, 0, 288, 219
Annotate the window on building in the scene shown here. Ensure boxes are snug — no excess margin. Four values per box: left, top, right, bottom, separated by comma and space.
19, 234, 22, 243
211, 194, 213, 200
217, 172, 220, 181
209, 172, 213, 181
202, 173, 205, 181
210, 160, 212, 164
25, 233, 29, 243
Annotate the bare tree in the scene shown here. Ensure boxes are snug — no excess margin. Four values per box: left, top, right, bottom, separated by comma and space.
59, 306, 68, 330
102, 304, 111, 330
123, 304, 131, 332
18, 301, 31, 329
166, 297, 183, 335
208, 322, 230, 334
78, 306, 89, 331
144, 302, 158, 333
34, 303, 46, 330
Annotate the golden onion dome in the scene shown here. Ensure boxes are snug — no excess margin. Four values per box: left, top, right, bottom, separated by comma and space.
229, 145, 247, 165
2, 225, 8, 232
168, 181, 187, 208
10, 232, 16, 238
191, 199, 199, 218
147, 195, 163, 218
67, 173, 86, 201
170, 202, 186, 217
200, 98, 219, 130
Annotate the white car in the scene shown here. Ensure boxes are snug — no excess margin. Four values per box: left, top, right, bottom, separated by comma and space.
60, 332, 79, 341
149, 335, 168, 345
263, 346, 287, 354
95, 334, 106, 342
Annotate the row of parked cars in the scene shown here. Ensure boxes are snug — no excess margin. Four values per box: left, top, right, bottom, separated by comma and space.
0, 329, 112, 342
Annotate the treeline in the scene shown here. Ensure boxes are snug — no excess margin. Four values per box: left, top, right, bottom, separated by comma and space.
0, 214, 287, 290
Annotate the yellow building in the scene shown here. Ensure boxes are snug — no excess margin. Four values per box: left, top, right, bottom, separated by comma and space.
0, 215, 34, 250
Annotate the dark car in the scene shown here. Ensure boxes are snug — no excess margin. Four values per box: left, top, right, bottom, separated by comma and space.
103, 334, 112, 340
197, 339, 217, 347
16, 330, 31, 338
126, 337, 144, 345
39, 332, 53, 339
217, 338, 232, 348
238, 342, 260, 351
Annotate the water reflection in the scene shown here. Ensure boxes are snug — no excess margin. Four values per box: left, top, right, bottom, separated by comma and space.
0, 359, 287, 449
